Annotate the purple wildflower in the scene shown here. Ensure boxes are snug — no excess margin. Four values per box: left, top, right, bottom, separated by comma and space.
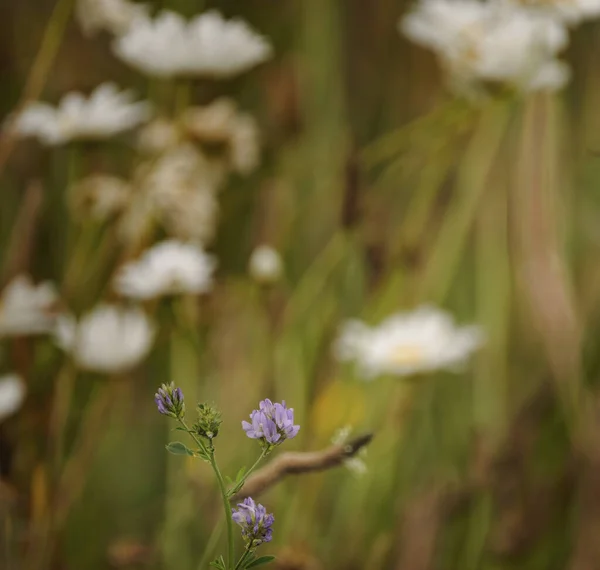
242, 399, 300, 447
154, 382, 185, 419
232, 497, 274, 547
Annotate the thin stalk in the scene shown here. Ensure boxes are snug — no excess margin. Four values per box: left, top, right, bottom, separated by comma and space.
232, 449, 268, 497
0, 0, 75, 176
234, 545, 253, 570
47, 361, 77, 480
178, 420, 235, 570
210, 454, 235, 570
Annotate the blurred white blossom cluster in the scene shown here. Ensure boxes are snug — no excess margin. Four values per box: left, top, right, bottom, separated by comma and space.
334, 306, 484, 379
399, 0, 600, 93
0, 0, 276, 417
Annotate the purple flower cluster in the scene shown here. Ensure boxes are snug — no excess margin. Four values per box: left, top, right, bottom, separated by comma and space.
242, 399, 300, 446
155, 382, 185, 419
231, 497, 274, 547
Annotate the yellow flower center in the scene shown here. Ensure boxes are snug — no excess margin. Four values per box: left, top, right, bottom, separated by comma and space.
388, 344, 424, 366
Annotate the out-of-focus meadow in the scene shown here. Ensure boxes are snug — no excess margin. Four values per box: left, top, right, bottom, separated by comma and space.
3, 0, 600, 569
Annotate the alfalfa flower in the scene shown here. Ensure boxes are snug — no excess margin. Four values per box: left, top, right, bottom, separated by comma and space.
11, 83, 151, 145
155, 382, 185, 419
113, 10, 272, 78
113, 240, 216, 299
0, 275, 59, 337
242, 399, 300, 448
232, 497, 274, 547
334, 305, 484, 379
54, 304, 155, 373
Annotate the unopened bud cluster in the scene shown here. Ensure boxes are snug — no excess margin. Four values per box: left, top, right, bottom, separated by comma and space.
154, 382, 185, 419
194, 402, 222, 440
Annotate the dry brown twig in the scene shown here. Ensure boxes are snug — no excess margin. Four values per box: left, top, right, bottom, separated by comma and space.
232, 433, 373, 501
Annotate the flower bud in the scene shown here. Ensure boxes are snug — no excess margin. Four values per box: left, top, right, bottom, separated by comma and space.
154, 382, 185, 419
194, 403, 222, 440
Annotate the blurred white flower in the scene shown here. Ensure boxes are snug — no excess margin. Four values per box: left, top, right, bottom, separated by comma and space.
334, 305, 484, 379
248, 245, 283, 284
229, 115, 261, 175
0, 275, 58, 337
113, 10, 273, 78
70, 175, 132, 221
76, 0, 149, 37
114, 240, 216, 299
120, 144, 221, 247
183, 99, 261, 174
137, 118, 182, 154
506, 0, 600, 24
400, 0, 569, 92
0, 374, 26, 422
331, 425, 368, 477
55, 305, 155, 373
183, 99, 261, 175
11, 83, 151, 145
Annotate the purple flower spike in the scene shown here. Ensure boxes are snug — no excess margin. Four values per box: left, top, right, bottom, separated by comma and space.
232, 497, 274, 547
154, 382, 185, 419
242, 399, 299, 448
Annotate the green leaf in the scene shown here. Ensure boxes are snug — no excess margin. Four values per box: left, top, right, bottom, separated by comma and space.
173, 426, 190, 432
246, 555, 276, 568
235, 466, 247, 482
225, 475, 234, 485
165, 441, 194, 456
209, 555, 226, 570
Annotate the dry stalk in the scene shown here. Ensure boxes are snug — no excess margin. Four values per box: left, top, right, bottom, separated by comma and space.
232, 434, 373, 501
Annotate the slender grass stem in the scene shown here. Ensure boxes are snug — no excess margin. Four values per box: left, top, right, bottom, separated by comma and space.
0, 0, 75, 175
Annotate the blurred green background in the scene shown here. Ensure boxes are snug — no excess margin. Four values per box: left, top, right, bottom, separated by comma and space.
3, 1, 600, 569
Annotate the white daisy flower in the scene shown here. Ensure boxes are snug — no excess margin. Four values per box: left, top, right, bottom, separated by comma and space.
11, 82, 151, 145
76, 0, 149, 37
113, 10, 273, 78
504, 0, 600, 25
334, 305, 484, 379
248, 245, 283, 284
400, 0, 569, 92
114, 240, 216, 299
54, 305, 155, 373
0, 275, 59, 337
0, 374, 26, 422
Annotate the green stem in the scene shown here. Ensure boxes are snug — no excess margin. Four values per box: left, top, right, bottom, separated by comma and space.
234, 545, 253, 570
232, 449, 268, 497
210, 454, 235, 570
178, 420, 234, 570
178, 419, 209, 456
